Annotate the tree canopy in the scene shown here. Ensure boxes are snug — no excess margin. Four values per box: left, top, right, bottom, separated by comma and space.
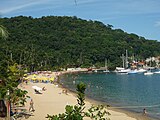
0, 16, 160, 71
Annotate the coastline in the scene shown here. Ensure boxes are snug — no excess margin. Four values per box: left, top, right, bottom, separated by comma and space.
17, 71, 155, 120
59, 71, 156, 120
60, 84, 154, 120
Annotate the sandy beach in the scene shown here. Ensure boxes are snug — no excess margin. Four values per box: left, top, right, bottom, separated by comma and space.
0, 71, 152, 120
17, 81, 139, 120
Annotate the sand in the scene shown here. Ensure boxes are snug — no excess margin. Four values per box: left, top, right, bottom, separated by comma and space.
18, 81, 139, 120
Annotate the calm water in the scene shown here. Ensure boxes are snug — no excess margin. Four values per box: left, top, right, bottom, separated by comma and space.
60, 72, 160, 119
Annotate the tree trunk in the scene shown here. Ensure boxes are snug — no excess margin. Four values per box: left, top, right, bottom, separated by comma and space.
0, 100, 7, 117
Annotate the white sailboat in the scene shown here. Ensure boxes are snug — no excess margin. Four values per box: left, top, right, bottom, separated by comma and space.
103, 59, 110, 73
116, 67, 131, 73
144, 72, 153, 75
128, 68, 147, 74
144, 70, 153, 75
115, 50, 131, 73
154, 71, 160, 74
144, 57, 154, 75
137, 68, 147, 73
128, 69, 138, 74
154, 70, 160, 74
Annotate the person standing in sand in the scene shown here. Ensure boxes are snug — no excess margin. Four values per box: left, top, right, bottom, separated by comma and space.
29, 99, 35, 112
143, 108, 147, 115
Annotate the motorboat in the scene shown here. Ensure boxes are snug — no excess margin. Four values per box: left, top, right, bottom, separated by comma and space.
154, 71, 160, 74
103, 69, 110, 73
144, 71, 153, 75
128, 70, 138, 74
137, 68, 147, 73
115, 68, 131, 73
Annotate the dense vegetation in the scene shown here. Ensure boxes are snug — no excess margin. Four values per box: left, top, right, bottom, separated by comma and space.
0, 16, 160, 71
0, 26, 28, 118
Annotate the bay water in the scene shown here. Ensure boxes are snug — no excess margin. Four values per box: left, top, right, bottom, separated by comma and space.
60, 72, 160, 119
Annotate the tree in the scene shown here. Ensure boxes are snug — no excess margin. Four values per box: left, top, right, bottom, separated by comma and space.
0, 26, 28, 118
0, 63, 29, 118
0, 25, 8, 39
1, 16, 160, 70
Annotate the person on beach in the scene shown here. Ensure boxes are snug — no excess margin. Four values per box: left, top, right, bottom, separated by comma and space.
29, 99, 35, 112
143, 108, 147, 115
62, 89, 68, 95
25, 80, 28, 85
42, 86, 47, 91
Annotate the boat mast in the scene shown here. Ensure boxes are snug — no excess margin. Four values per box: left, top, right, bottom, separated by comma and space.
150, 57, 152, 67
122, 54, 125, 68
105, 58, 108, 69
125, 50, 128, 68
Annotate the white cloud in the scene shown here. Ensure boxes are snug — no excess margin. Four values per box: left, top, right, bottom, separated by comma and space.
155, 21, 160, 27
0, 0, 51, 14
1, 0, 160, 18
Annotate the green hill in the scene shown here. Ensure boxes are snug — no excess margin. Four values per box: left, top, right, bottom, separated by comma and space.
0, 16, 160, 71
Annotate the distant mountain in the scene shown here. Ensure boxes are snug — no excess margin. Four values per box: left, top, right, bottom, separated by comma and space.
0, 16, 160, 71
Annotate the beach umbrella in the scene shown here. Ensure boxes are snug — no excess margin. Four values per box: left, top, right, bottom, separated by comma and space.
33, 74, 36, 76
26, 75, 34, 80
24, 76, 30, 80
23, 77, 28, 80
36, 76, 42, 81
31, 74, 37, 80
31, 77, 37, 80
49, 77, 54, 82
41, 77, 48, 81
32, 74, 37, 78
23, 74, 27, 77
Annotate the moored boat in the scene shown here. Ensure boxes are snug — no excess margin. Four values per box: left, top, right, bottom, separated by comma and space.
144, 71, 153, 75
154, 71, 160, 74
137, 68, 147, 73
128, 70, 138, 74
115, 68, 131, 73
103, 69, 110, 73
103, 59, 110, 73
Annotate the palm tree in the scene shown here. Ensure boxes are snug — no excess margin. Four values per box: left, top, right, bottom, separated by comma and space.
0, 26, 28, 118
0, 25, 8, 39
0, 63, 29, 118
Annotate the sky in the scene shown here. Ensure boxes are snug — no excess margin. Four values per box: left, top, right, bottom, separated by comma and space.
0, 0, 160, 41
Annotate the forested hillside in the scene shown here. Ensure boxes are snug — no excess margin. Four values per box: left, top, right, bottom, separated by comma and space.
0, 16, 160, 71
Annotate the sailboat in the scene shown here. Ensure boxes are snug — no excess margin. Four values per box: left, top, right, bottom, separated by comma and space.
144, 70, 153, 75
154, 71, 160, 74
115, 50, 131, 73
144, 57, 154, 75
103, 59, 110, 73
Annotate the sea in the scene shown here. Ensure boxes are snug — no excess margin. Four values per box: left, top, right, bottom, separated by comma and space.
59, 72, 160, 119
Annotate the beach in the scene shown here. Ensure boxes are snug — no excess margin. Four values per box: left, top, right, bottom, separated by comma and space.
17, 80, 139, 120
10, 70, 155, 120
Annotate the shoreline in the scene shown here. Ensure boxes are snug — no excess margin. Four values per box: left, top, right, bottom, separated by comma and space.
18, 82, 137, 120
84, 95, 156, 120
17, 71, 155, 120
60, 83, 154, 120
59, 71, 156, 120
